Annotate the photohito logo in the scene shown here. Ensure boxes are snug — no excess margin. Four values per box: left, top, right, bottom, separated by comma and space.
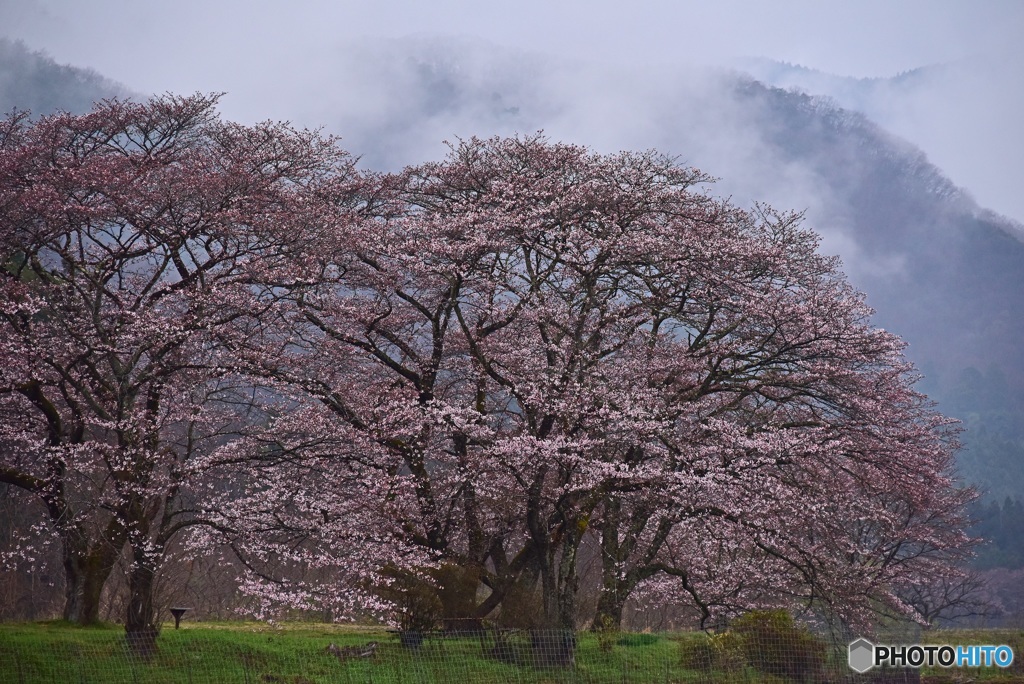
848, 638, 1014, 673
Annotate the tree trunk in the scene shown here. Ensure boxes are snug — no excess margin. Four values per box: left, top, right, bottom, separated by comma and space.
538, 536, 580, 631
62, 535, 86, 624
593, 590, 626, 631
124, 494, 162, 656
554, 519, 582, 630
60, 526, 123, 625
593, 497, 631, 631
532, 514, 585, 668
593, 500, 674, 631
124, 545, 159, 655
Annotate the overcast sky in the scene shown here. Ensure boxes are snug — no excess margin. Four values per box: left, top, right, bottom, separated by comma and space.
4, 0, 1021, 82
2, 0, 1022, 221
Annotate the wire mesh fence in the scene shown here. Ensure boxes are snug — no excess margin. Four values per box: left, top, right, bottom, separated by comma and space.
1, 622, 1020, 683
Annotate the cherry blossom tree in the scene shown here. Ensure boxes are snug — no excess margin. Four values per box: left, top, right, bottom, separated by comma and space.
1, 95, 972, 640
0, 93, 358, 643
188, 384, 436, 623
239, 134, 973, 631
587, 275, 975, 631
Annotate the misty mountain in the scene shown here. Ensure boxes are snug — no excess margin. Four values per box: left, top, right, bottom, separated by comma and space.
736, 55, 1024, 224
735, 57, 952, 113
727, 80, 1024, 502
0, 38, 128, 116
2, 37, 1022, 503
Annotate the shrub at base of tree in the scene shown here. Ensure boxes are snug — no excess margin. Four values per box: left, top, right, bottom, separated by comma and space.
679, 610, 826, 682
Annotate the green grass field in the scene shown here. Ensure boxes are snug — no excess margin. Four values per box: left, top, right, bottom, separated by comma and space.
1, 621, 1023, 683
0, 622, 697, 684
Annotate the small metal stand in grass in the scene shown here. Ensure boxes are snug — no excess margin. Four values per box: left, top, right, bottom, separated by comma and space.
169, 607, 189, 630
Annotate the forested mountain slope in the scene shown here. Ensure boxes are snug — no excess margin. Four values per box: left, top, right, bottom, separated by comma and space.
0, 39, 128, 115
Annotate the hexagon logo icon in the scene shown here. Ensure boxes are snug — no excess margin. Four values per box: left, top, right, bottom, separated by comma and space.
848, 638, 875, 673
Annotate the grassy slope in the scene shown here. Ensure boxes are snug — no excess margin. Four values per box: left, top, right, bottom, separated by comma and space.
1, 622, 1022, 683
0, 621, 690, 684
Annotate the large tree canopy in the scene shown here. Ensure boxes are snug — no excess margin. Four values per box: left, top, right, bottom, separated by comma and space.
222, 133, 973, 630
0, 96, 973, 637
0, 93, 359, 641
